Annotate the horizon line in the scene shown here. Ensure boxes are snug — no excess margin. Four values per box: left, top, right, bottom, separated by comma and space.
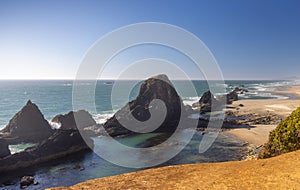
0, 78, 293, 81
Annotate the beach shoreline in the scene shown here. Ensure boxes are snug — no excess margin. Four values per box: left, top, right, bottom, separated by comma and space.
224, 85, 300, 157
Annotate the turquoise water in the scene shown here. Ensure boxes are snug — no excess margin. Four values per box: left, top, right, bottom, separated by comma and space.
8, 143, 35, 154
0, 79, 298, 189
1, 131, 245, 189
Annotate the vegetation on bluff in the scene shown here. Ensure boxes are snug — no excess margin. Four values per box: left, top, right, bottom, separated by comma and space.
259, 107, 300, 158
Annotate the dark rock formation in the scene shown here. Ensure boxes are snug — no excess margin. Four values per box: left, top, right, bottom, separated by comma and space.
103, 74, 185, 137
20, 176, 35, 188
193, 91, 216, 106
226, 90, 238, 104
234, 87, 242, 92
0, 139, 11, 158
0, 129, 93, 173
51, 110, 96, 130
192, 91, 221, 113
0, 100, 53, 144
215, 90, 239, 105
234, 87, 248, 94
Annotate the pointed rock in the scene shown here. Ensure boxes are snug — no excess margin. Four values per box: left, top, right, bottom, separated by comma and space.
193, 91, 221, 113
0, 100, 53, 144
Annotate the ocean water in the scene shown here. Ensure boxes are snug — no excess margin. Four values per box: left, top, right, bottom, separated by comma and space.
0, 79, 298, 130
0, 79, 298, 189
2, 132, 245, 189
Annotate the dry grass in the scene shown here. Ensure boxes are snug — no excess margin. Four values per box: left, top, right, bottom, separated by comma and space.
49, 150, 300, 190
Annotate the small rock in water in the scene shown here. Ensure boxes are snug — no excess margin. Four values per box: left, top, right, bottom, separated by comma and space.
20, 176, 34, 188
73, 164, 85, 171
33, 181, 39, 185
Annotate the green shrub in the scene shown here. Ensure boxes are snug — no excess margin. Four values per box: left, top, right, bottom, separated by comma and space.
259, 107, 300, 159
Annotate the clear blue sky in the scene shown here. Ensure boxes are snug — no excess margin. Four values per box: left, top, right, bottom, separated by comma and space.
0, 0, 299, 80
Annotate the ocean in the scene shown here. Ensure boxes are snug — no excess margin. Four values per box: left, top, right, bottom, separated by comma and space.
0, 79, 299, 189
0, 79, 298, 130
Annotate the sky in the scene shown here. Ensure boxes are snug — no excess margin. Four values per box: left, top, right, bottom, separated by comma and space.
0, 0, 299, 80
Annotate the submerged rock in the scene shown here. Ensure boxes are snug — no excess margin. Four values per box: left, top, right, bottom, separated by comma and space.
51, 110, 96, 130
0, 100, 53, 144
0, 139, 11, 158
103, 74, 185, 137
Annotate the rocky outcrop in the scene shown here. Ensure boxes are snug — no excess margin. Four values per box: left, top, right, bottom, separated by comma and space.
214, 89, 239, 105
0, 100, 53, 144
20, 176, 38, 188
226, 90, 238, 104
0, 139, 11, 158
234, 87, 249, 94
192, 88, 242, 113
51, 110, 96, 130
192, 91, 221, 113
103, 74, 185, 137
259, 107, 300, 159
0, 101, 94, 173
0, 129, 93, 173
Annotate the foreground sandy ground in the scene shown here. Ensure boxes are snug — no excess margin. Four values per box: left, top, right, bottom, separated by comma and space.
50, 149, 300, 190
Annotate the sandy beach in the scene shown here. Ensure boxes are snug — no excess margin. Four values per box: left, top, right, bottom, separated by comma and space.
225, 85, 300, 147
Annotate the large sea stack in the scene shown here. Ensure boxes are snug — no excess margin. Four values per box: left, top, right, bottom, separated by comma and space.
0, 100, 53, 144
103, 74, 185, 137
